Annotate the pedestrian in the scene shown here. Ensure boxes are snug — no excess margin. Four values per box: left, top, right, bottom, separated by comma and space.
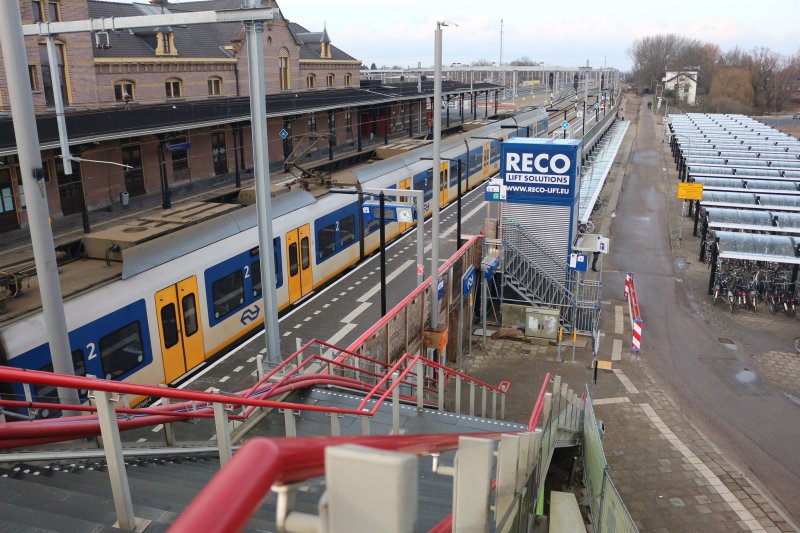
123, 90, 132, 111
591, 251, 601, 272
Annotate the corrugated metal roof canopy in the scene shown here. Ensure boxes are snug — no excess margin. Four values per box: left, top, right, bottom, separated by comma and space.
716, 231, 800, 264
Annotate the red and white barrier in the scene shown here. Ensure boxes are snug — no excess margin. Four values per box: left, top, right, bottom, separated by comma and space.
625, 272, 643, 353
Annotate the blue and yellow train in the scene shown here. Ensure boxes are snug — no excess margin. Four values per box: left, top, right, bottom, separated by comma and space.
0, 109, 548, 410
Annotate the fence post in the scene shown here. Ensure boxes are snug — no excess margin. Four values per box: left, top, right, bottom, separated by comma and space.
284, 409, 297, 438
159, 384, 175, 447
501, 388, 506, 419
392, 371, 401, 434
94, 390, 136, 531
213, 399, 232, 467
361, 415, 370, 436
453, 437, 494, 531
492, 390, 497, 419
329, 412, 341, 436
481, 386, 487, 418
494, 434, 520, 529
455, 377, 462, 414
416, 359, 424, 410
469, 381, 476, 416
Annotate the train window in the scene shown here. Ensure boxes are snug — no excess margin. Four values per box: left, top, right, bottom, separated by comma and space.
100, 321, 145, 380
182, 294, 198, 337
339, 215, 355, 246
301, 237, 310, 269
318, 222, 336, 259
212, 271, 244, 319
288, 242, 299, 276
160, 304, 179, 349
251, 261, 262, 297
365, 216, 380, 235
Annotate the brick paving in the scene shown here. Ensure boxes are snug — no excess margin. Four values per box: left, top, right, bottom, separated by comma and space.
461, 97, 800, 532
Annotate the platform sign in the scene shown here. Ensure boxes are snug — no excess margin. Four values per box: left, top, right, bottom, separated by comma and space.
279, 129, 289, 139
561, 120, 569, 129
677, 182, 703, 200
437, 278, 445, 299
499, 138, 581, 206
484, 176, 507, 201
462, 266, 476, 297
361, 201, 415, 222
594, 102, 600, 109
569, 253, 588, 272
576, 111, 583, 119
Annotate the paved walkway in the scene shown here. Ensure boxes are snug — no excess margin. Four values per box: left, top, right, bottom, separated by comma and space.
463, 96, 799, 532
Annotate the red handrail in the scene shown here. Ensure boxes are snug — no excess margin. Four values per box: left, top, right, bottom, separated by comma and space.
169, 431, 507, 533
527, 373, 553, 431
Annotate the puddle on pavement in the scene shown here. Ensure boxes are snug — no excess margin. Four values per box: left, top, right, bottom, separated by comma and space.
735, 368, 757, 383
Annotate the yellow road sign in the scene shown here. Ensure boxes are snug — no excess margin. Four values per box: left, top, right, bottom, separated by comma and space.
677, 182, 703, 200
593, 360, 613, 370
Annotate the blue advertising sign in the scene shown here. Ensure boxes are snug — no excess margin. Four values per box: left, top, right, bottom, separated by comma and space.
500, 138, 581, 206
462, 266, 476, 297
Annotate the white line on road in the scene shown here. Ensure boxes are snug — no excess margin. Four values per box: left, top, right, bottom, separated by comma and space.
233, 366, 244, 373
615, 305, 624, 334
639, 404, 764, 531
612, 369, 639, 394
325, 323, 359, 350
358, 260, 414, 302
341, 302, 372, 324
593, 397, 631, 405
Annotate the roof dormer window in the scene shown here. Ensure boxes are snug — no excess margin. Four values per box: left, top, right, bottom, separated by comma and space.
156, 31, 177, 56
321, 42, 331, 59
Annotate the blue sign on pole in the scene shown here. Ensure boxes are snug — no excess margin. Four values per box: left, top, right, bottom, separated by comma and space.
594, 102, 600, 109
561, 120, 569, 129
569, 253, 589, 272
499, 138, 581, 206
437, 278, 445, 299
462, 266, 476, 297
279, 129, 289, 139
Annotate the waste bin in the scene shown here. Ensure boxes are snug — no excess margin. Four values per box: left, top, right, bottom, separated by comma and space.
120, 191, 130, 208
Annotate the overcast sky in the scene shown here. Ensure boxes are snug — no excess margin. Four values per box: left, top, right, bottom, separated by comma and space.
121, 1, 799, 71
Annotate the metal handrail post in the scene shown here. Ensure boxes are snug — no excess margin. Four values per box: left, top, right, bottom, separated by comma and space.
455, 377, 462, 414
438, 367, 445, 411
392, 372, 401, 434
213, 399, 233, 466
481, 386, 487, 417
94, 390, 136, 531
469, 381, 476, 416
416, 360, 424, 409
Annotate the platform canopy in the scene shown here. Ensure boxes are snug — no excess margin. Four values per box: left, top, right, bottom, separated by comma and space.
715, 231, 800, 265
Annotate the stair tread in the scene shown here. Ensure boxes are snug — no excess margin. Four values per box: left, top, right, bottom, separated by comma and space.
0, 500, 106, 533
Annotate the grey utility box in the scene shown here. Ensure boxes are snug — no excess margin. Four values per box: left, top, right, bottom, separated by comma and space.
524, 307, 560, 340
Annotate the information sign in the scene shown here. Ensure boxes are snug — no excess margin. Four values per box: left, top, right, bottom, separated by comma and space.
279, 129, 288, 139
561, 120, 569, 129
569, 253, 589, 272
677, 182, 704, 200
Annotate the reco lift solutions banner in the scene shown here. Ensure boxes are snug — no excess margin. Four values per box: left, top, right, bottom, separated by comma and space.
485, 138, 581, 207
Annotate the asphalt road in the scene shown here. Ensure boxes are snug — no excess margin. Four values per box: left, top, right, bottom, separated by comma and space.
607, 96, 800, 524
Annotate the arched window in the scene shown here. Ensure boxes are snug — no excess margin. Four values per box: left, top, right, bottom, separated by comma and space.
165, 78, 182, 98
306, 74, 315, 89
207, 76, 222, 96
267, 36, 272, 46
344, 73, 352, 87
114, 80, 135, 102
278, 48, 290, 90
326, 73, 334, 88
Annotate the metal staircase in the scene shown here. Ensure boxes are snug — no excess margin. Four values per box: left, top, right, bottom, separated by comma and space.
493, 222, 577, 328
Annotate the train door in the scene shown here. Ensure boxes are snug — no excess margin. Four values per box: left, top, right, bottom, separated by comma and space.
155, 276, 205, 384
438, 162, 449, 208
482, 143, 491, 179
398, 178, 412, 231
286, 224, 313, 304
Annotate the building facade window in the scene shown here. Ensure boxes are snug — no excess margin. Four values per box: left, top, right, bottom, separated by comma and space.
165, 78, 182, 98
344, 73, 352, 86
326, 73, 334, 87
28, 65, 38, 91
207, 77, 222, 96
47, 1, 60, 22
38, 42, 68, 107
114, 80, 135, 102
308, 114, 316, 132
171, 144, 190, 181
267, 36, 272, 46
278, 49, 290, 90
345, 109, 352, 133
31, 1, 44, 22
306, 74, 315, 88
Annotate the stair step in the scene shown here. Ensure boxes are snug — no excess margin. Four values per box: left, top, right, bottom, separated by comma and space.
0, 501, 106, 533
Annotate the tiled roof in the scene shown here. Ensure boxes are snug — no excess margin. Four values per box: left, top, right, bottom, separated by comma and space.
288, 22, 357, 62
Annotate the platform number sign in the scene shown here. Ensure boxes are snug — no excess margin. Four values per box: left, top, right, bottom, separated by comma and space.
593, 102, 600, 109
279, 129, 289, 139
561, 120, 569, 129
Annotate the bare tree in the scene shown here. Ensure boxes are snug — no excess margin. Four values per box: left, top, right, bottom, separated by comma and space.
471, 58, 493, 66
510, 56, 538, 66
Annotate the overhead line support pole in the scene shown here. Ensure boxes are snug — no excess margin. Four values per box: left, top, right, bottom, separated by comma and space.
431, 22, 443, 329
0, 0, 80, 412
245, 8, 281, 367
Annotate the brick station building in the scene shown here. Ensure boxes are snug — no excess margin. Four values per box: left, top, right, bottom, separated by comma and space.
0, 0, 501, 232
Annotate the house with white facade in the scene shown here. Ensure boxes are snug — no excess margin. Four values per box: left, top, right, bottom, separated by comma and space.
663, 70, 699, 106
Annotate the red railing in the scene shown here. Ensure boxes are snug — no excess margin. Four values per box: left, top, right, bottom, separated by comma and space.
171, 372, 552, 533
0, 340, 510, 448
